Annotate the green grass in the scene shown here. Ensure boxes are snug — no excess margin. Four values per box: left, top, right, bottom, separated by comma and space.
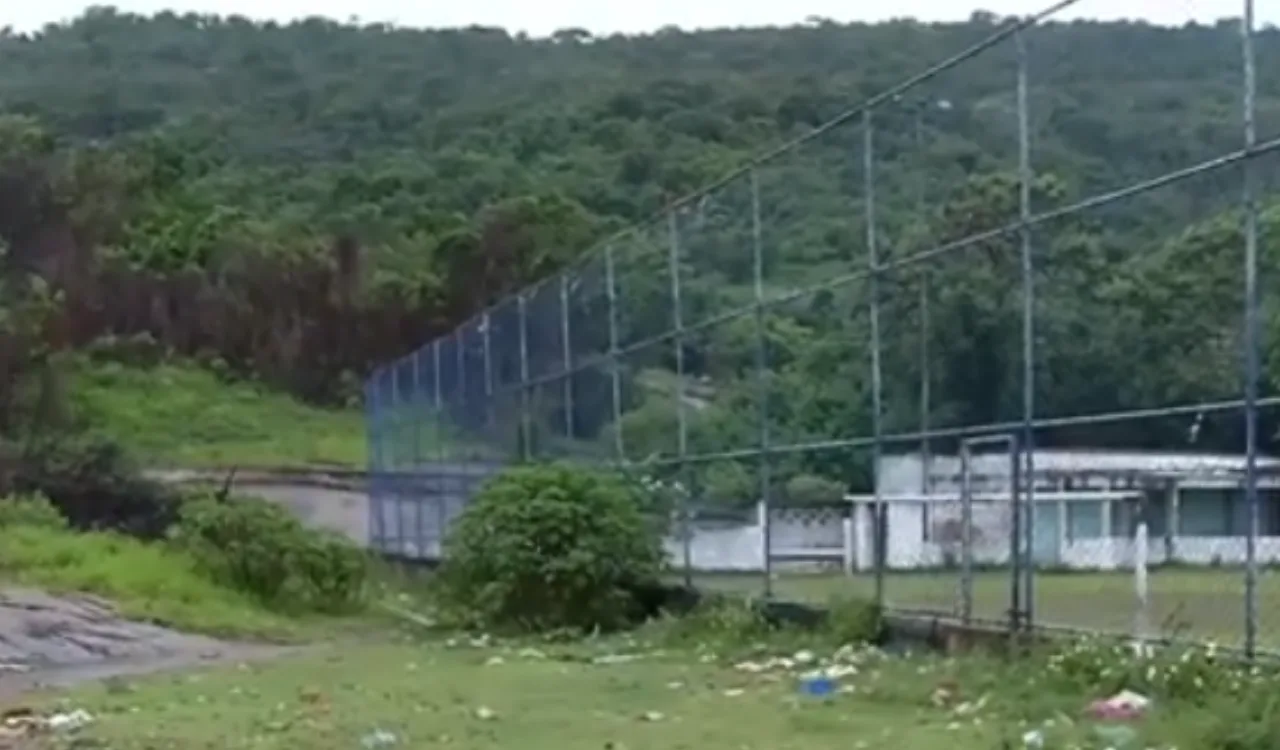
14, 641, 1011, 750
0, 524, 300, 639
27, 624, 1275, 750
66, 358, 365, 468
693, 567, 1280, 648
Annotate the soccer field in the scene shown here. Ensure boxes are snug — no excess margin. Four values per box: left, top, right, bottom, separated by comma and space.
690, 567, 1280, 648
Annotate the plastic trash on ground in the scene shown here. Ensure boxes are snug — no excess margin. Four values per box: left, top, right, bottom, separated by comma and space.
1085, 690, 1151, 721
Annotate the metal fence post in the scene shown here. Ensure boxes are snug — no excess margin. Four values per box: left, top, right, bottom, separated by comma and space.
959, 441, 974, 624
1240, 0, 1261, 659
365, 374, 380, 550
411, 348, 422, 468
433, 339, 446, 558
750, 169, 774, 599
1016, 28, 1037, 633
864, 110, 886, 607
914, 104, 933, 495
518, 294, 531, 461
604, 245, 625, 461
560, 275, 575, 442
432, 340, 443, 459
668, 209, 692, 586
483, 311, 494, 439
389, 359, 404, 553
920, 277, 931, 493
1009, 440, 1023, 633
454, 328, 465, 422
411, 349, 424, 556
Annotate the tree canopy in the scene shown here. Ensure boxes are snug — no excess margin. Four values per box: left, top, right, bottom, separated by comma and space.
1, 8, 1278, 492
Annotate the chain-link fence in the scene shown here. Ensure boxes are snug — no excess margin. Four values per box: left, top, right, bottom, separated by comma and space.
367, 1, 1280, 656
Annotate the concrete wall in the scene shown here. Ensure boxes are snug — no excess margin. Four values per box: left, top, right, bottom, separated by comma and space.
663, 505, 852, 572
147, 468, 370, 546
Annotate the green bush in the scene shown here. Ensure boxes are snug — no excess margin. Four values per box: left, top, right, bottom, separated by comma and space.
82, 333, 169, 369
173, 494, 368, 613
0, 492, 68, 530
6, 432, 182, 538
439, 463, 665, 632
784, 474, 846, 506
824, 596, 884, 645
1201, 690, 1280, 750
658, 596, 773, 647
293, 528, 370, 613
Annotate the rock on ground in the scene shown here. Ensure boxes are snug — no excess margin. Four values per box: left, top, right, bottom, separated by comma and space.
0, 588, 284, 701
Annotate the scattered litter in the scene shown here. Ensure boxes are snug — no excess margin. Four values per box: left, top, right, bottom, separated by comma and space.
799, 675, 836, 697
2, 707, 95, 737
0, 707, 40, 740
517, 648, 547, 660
1086, 690, 1151, 721
953, 694, 989, 717
474, 706, 497, 721
931, 680, 960, 708
639, 711, 665, 722
1021, 729, 1045, 749
484, 656, 505, 667
49, 709, 95, 731
722, 688, 745, 697
360, 729, 399, 748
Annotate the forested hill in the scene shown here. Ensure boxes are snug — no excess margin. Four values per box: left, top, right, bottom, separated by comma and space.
0, 8, 1278, 415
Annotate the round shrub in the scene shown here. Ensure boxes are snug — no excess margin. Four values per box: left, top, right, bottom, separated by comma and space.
784, 474, 846, 506
293, 529, 371, 613
173, 493, 368, 612
440, 463, 665, 632
174, 495, 301, 603
0, 492, 68, 530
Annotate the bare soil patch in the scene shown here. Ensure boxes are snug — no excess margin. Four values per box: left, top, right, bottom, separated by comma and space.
0, 588, 287, 702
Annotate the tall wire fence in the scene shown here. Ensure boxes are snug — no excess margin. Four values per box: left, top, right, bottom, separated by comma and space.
366, 0, 1280, 656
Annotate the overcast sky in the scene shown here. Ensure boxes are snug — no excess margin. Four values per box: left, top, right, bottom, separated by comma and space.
3, 0, 1275, 37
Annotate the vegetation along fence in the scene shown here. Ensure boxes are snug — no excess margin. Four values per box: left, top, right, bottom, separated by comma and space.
366, 0, 1280, 656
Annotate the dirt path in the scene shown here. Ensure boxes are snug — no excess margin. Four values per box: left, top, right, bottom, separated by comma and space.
0, 588, 289, 703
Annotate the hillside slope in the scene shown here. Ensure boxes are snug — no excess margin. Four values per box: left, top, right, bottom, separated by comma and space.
0, 11, 1277, 485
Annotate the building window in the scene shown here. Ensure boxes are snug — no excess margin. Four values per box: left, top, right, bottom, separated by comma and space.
1180, 489, 1234, 537
1109, 493, 1168, 538
1067, 501, 1104, 540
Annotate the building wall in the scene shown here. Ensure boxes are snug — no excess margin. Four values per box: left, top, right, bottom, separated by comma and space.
151, 459, 1280, 574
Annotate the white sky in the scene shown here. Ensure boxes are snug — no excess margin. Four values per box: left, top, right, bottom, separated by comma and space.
2, 0, 1276, 37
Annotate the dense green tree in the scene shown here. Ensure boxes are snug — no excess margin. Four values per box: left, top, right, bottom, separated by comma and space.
0, 9, 1278, 497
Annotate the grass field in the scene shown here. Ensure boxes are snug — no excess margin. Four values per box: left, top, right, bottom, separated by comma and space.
66, 358, 365, 468
692, 567, 1280, 648
30, 619, 1280, 750
12, 635, 1227, 750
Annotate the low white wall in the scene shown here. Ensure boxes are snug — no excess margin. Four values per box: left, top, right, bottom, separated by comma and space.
662, 505, 851, 572
1062, 536, 1280, 570
664, 525, 762, 571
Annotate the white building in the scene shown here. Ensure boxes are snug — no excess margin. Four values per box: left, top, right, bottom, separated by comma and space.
858, 449, 1280, 571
